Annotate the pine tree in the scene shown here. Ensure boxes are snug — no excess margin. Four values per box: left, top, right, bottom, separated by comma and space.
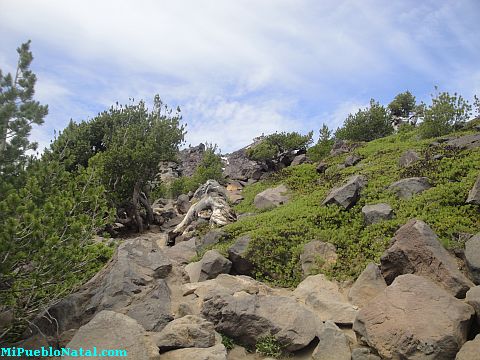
0, 40, 48, 177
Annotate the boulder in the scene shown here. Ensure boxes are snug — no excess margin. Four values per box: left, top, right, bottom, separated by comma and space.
176, 194, 191, 214
345, 154, 362, 167
456, 334, 480, 360
202, 291, 319, 352
466, 174, 480, 205
465, 233, 480, 284
33, 235, 174, 337
316, 161, 328, 174
348, 263, 387, 308
465, 286, 480, 327
300, 240, 337, 276
154, 315, 216, 352
351, 348, 381, 360
330, 139, 352, 156
380, 219, 474, 298
227, 235, 254, 275
179, 143, 206, 177
322, 175, 366, 209
197, 229, 227, 250
361, 203, 394, 225
63, 311, 160, 360
311, 321, 351, 360
353, 274, 474, 360
388, 177, 431, 199
398, 150, 420, 168
446, 133, 480, 150
160, 332, 227, 360
166, 238, 197, 265
253, 184, 289, 210
224, 147, 266, 181
185, 250, 232, 283
293, 274, 358, 325
291, 154, 308, 166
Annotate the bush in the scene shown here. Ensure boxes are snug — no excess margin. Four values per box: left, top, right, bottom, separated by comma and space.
388, 91, 416, 117
255, 334, 283, 358
246, 131, 313, 162
419, 89, 472, 138
335, 99, 393, 142
308, 124, 334, 161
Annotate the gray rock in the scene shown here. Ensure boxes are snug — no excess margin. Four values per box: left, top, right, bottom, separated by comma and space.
185, 250, 232, 283
446, 133, 480, 150
197, 229, 227, 250
345, 154, 362, 167
253, 184, 289, 210
456, 334, 480, 360
330, 140, 352, 156
361, 203, 394, 225
312, 321, 351, 360
179, 143, 206, 177
353, 274, 474, 360
154, 315, 216, 352
467, 174, 480, 205
202, 292, 319, 352
388, 177, 431, 199
399, 150, 420, 167
380, 219, 474, 298
176, 194, 191, 214
291, 154, 308, 166
322, 175, 366, 209
348, 263, 387, 308
316, 161, 328, 174
33, 235, 174, 337
465, 233, 480, 284
300, 240, 337, 276
294, 274, 358, 325
63, 311, 160, 360
351, 347, 381, 360
465, 286, 480, 327
160, 332, 227, 360
224, 147, 266, 181
166, 238, 197, 265
228, 235, 254, 275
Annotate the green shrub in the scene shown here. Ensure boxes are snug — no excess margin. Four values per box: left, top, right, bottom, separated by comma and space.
221, 334, 235, 351
246, 131, 313, 162
307, 124, 334, 161
255, 334, 284, 358
335, 99, 393, 142
419, 89, 472, 138
388, 91, 417, 117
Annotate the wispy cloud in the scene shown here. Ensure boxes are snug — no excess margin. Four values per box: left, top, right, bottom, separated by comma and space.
0, 0, 478, 152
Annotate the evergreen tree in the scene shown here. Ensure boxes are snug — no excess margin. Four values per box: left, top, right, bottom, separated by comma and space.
0, 41, 48, 179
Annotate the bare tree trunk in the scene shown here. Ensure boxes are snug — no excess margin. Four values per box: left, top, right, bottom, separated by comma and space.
132, 182, 144, 232
138, 192, 153, 229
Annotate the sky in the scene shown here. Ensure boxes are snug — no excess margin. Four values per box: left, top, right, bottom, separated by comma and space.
0, 0, 479, 153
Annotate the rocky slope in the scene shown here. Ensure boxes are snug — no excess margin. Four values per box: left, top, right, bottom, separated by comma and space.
10, 130, 480, 359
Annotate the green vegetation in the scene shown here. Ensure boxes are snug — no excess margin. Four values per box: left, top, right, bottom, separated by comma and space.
387, 90, 417, 118
335, 99, 393, 142
246, 131, 313, 162
0, 40, 48, 187
221, 334, 235, 351
220, 127, 480, 287
307, 124, 335, 161
255, 334, 284, 358
419, 88, 472, 138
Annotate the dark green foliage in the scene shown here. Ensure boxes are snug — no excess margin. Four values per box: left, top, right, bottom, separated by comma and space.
221, 334, 235, 351
48, 96, 186, 231
307, 124, 334, 161
419, 88, 472, 138
0, 41, 48, 187
0, 160, 114, 341
335, 99, 393, 142
246, 131, 313, 162
388, 91, 416, 117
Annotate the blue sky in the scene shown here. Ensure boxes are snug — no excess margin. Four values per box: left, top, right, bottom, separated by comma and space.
1, 0, 479, 153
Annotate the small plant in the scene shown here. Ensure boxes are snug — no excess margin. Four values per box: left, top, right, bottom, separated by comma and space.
221, 334, 235, 351
256, 334, 284, 358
